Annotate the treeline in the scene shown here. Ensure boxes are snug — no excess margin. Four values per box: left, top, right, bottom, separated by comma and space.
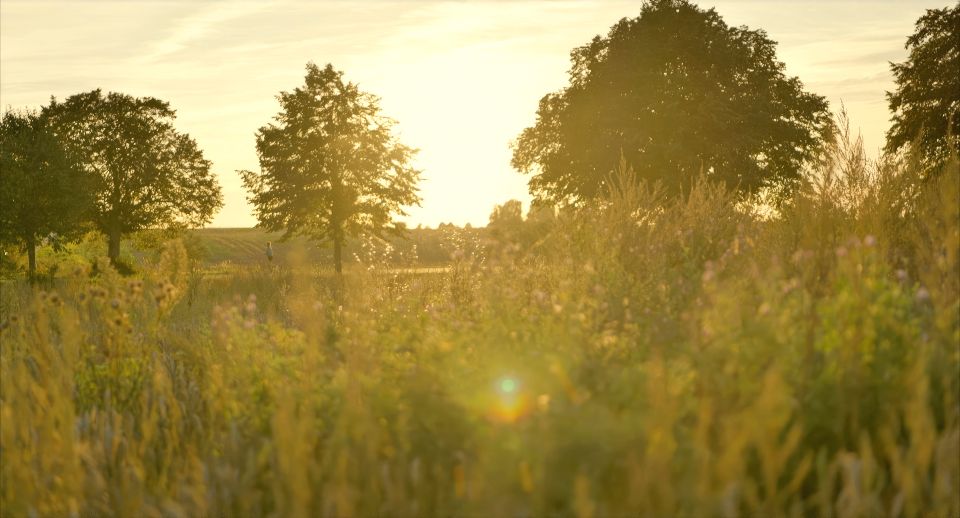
0, 225, 482, 276
2, 0, 957, 278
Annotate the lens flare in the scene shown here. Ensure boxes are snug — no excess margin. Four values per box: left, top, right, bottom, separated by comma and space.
487, 375, 531, 423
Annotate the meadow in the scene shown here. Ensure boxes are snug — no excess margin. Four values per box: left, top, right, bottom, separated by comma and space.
1, 141, 959, 517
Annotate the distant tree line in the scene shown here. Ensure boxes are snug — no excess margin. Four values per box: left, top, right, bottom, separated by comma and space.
2, 0, 956, 278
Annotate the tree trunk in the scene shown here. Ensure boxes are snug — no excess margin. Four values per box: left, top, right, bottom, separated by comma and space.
333, 233, 343, 274
107, 224, 122, 266
26, 235, 37, 280
331, 173, 345, 276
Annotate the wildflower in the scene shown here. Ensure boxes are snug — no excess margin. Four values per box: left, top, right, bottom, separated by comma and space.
537, 394, 551, 412
782, 278, 800, 295
916, 287, 931, 303
896, 269, 908, 282
757, 302, 771, 316
864, 235, 877, 247
702, 269, 715, 283
835, 246, 847, 257
410, 457, 422, 486
532, 290, 547, 304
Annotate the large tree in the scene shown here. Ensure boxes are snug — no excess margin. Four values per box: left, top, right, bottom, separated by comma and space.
885, 3, 960, 173
512, 0, 831, 204
0, 110, 91, 277
43, 90, 222, 265
240, 63, 421, 273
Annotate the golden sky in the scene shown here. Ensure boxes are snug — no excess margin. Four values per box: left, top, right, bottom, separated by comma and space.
0, 1, 931, 228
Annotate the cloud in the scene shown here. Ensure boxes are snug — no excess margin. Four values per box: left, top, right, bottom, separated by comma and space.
137, 1, 275, 63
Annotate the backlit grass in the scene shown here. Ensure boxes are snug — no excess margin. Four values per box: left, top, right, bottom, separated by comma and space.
1, 148, 958, 517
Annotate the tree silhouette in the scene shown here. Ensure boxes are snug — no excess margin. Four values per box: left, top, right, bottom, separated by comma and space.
240, 63, 421, 274
512, 0, 831, 204
43, 90, 223, 266
885, 3, 960, 173
0, 110, 91, 277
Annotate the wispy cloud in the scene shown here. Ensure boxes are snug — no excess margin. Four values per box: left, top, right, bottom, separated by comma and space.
137, 1, 276, 63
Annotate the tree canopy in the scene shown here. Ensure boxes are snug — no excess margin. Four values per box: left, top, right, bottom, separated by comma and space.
43, 90, 222, 264
0, 110, 91, 276
240, 63, 421, 273
512, 0, 831, 204
885, 3, 960, 173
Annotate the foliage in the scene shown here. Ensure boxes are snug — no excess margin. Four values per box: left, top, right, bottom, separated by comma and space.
2, 136, 957, 517
486, 199, 557, 256
885, 3, 960, 173
487, 200, 524, 247
0, 109, 91, 277
42, 90, 223, 265
240, 63, 422, 273
511, 0, 831, 204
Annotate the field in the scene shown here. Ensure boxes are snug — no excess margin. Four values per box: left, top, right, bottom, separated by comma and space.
1, 153, 959, 517
190, 227, 465, 269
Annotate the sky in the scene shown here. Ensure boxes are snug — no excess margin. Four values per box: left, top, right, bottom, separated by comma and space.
0, 1, 934, 228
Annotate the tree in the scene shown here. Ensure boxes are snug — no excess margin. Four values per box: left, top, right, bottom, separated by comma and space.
0, 110, 91, 277
885, 3, 960, 173
512, 0, 831, 204
487, 200, 525, 247
43, 90, 222, 266
240, 63, 421, 274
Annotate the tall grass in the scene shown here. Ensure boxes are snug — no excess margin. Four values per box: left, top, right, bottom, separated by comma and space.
2, 136, 958, 517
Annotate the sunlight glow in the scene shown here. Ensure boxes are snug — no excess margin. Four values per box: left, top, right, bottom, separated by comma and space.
0, 1, 927, 228
487, 375, 530, 423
